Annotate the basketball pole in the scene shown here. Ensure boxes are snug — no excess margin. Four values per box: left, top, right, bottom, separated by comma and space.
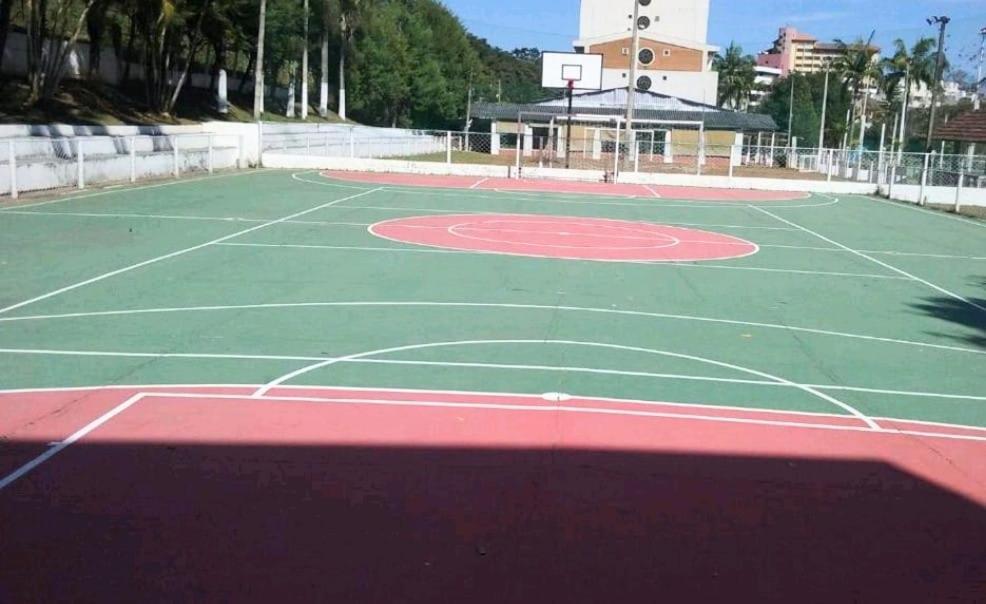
565, 80, 574, 169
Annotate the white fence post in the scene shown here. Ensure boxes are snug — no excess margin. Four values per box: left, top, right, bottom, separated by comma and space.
919, 152, 930, 206
208, 135, 215, 174
173, 136, 180, 178
8, 140, 17, 199
728, 144, 735, 178
827, 148, 834, 182
129, 137, 137, 183
76, 139, 85, 189
446, 131, 452, 164
888, 161, 896, 199
954, 169, 964, 213
612, 119, 622, 177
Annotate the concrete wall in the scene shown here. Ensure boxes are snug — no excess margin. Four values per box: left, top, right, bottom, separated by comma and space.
0, 122, 260, 198
261, 124, 447, 159
878, 183, 986, 208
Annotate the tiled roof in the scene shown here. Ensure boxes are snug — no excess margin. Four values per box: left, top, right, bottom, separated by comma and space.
933, 110, 986, 143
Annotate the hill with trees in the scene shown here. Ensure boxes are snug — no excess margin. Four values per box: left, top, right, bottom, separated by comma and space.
0, 0, 547, 128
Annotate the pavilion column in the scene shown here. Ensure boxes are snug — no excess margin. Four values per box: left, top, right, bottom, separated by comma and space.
523, 126, 534, 158
490, 122, 500, 155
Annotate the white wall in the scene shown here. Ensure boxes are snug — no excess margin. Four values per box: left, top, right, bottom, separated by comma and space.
579, 0, 710, 43
879, 183, 986, 208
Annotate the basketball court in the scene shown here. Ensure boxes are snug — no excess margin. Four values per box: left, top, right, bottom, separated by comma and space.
1, 168, 985, 600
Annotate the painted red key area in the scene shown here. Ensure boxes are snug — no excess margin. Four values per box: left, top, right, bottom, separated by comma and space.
370, 213, 759, 261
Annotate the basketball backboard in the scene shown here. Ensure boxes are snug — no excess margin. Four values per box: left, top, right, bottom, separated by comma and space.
541, 51, 604, 91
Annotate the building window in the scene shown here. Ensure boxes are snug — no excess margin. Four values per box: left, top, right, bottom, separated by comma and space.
639, 0, 651, 5
638, 48, 655, 65
637, 16, 650, 30
662, 49, 671, 57
637, 76, 652, 91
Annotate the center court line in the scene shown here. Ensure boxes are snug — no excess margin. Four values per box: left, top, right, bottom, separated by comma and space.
2, 300, 979, 356
253, 338, 881, 429
213, 241, 910, 280
0, 187, 384, 316
0, 345, 983, 403
751, 205, 986, 315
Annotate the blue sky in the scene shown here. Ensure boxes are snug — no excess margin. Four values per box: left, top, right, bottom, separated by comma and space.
444, 0, 986, 72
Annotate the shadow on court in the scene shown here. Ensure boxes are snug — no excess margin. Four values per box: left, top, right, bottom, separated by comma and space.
2, 441, 984, 603
912, 278, 986, 348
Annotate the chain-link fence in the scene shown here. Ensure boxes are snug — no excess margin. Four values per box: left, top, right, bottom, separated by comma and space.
0, 133, 244, 200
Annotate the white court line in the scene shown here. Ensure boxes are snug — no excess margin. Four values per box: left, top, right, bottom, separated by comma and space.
3, 209, 372, 228
4, 383, 986, 432
1, 346, 984, 403
751, 205, 986, 315
643, 185, 663, 198
0, 169, 266, 212
292, 172, 838, 210
10, 206, 980, 261
2, 386, 982, 493
0, 392, 146, 492
0, 187, 384, 316
214, 241, 908, 280
254, 338, 880, 429
469, 177, 489, 189
2, 300, 979, 356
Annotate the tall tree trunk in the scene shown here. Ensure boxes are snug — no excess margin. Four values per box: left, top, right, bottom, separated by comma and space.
0, 0, 14, 74
253, 0, 267, 119
300, 0, 309, 119
318, 2, 329, 117
122, 15, 136, 83
240, 48, 256, 94
338, 18, 347, 120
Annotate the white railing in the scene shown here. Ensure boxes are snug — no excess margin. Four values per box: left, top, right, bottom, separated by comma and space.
0, 132, 246, 199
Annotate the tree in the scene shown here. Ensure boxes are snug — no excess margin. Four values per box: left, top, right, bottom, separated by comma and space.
832, 34, 882, 148
880, 37, 937, 152
337, 0, 362, 120
0, 0, 13, 74
758, 72, 851, 148
24, 0, 100, 105
135, 0, 213, 115
713, 42, 756, 109
254, 0, 266, 118
86, 0, 111, 78
318, 0, 330, 116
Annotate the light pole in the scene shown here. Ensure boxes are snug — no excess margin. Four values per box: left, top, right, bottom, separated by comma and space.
925, 15, 950, 151
976, 26, 985, 109
625, 0, 644, 136
817, 69, 829, 154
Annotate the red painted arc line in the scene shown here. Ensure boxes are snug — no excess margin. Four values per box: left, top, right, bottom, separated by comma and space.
321, 170, 811, 202
369, 213, 759, 262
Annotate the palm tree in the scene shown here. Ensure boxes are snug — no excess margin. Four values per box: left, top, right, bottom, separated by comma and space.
833, 33, 882, 148
713, 42, 756, 109
880, 37, 937, 153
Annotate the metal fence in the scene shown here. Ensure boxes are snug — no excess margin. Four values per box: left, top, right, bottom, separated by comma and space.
0, 133, 245, 199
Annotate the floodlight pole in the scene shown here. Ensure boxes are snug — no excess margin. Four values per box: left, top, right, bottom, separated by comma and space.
625, 0, 642, 132
817, 69, 829, 158
565, 80, 574, 169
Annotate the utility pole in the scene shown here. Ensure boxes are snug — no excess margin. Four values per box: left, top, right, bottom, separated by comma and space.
975, 26, 985, 109
787, 76, 795, 147
898, 64, 910, 160
817, 69, 829, 154
925, 15, 950, 151
253, 0, 267, 119
625, 0, 643, 133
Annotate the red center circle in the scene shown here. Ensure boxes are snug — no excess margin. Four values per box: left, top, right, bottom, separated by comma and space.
370, 214, 759, 262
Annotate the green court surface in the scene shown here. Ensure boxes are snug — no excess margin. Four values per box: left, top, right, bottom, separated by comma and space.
1, 168, 984, 429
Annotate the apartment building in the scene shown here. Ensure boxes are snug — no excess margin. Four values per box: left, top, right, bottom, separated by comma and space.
572, 0, 719, 104
757, 26, 877, 76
